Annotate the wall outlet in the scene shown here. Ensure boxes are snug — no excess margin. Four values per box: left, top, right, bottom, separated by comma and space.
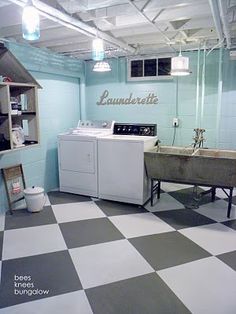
172, 117, 179, 127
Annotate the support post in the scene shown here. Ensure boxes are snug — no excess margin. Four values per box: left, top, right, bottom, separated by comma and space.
227, 188, 233, 218
211, 187, 216, 202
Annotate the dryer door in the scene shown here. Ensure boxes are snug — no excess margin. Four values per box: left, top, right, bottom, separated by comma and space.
59, 139, 95, 173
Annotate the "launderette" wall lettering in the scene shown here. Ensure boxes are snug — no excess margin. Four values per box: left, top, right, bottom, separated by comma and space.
96, 90, 158, 106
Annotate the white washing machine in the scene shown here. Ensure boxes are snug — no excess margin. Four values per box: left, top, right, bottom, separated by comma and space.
98, 123, 157, 205
58, 120, 114, 197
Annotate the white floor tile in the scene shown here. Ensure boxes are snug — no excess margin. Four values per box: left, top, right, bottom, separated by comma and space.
52, 201, 105, 223
0, 214, 5, 231
0, 290, 93, 314
200, 187, 236, 198
158, 256, 236, 314
109, 213, 174, 238
216, 188, 236, 198
194, 200, 236, 222
2, 224, 67, 260
70, 239, 154, 289
179, 223, 236, 255
145, 193, 184, 212
160, 182, 192, 192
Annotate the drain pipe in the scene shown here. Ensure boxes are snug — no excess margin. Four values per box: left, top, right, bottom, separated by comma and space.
216, 47, 223, 147
218, 0, 231, 49
195, 43, 201, 127
200, 46, 206, 129
208, 0, 224, 43
8, 0, 136, 54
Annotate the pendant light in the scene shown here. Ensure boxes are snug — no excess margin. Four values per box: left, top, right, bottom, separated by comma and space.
93, 61, 111, 72
171, 47, 190, 76
92, 33, 111, 72
92, 38, 104, 61
22, 0, 40, 41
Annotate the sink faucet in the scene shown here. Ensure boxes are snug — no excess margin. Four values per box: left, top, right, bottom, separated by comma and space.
192, 128, 205, 149
156, 139, 161, 151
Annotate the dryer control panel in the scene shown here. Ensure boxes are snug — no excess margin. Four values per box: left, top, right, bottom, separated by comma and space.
113, 123, 157, 136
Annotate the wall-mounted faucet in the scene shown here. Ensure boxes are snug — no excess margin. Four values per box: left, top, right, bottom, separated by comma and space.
156, 139, 161, 151
192, 128, 205, 149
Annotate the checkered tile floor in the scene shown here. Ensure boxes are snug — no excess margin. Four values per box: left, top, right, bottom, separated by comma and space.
0, 183, 236, 314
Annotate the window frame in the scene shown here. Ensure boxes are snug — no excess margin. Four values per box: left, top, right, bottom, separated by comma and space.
127, 56, 173, 81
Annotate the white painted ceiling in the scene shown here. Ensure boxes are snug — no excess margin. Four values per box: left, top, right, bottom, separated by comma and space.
0, 0, 236, 59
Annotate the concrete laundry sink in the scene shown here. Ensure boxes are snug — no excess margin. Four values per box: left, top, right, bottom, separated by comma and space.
145, 146, 236, 187
192, 148, 236, 159
156, 146, 194, 155
144, 146, 236, 217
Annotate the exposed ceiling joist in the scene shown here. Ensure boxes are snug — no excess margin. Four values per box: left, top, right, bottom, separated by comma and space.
0, 19, 59, 38
50, 42, 91, 53
127, 0, 176, 50
208, 0, 224, 43
34, 35, 89, 49
7, 0, 136, 53
218, 0, 231, 48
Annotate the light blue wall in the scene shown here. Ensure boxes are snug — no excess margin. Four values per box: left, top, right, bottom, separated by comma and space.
85, 50, 222, 148
219, 50, 236, 149
0, 42, 83, 212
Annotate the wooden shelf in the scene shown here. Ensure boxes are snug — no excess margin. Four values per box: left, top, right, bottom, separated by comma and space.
11, 112, 36, 116
0, 83, 39, 154
21, 111, 36, 115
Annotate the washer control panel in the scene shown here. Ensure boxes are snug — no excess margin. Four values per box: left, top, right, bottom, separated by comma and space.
77, 120, 114, 129
113, 123, 157, 136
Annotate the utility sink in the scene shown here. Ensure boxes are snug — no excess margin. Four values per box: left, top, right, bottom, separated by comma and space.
144, 146, 236, 188
156, 146, 194, 155
192, 148, 236, 159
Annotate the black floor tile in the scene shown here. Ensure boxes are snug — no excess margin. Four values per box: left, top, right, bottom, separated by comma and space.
154, 208, 216, 230
170, 187, 219, 208
129, 231, 211, 270
95, 199, 148, 216
48, 191, 91, 205
5, 206, 57, 230
60, 218, 124, 249
0, 250, 82, 308
222, 219, 236, 231
217, 251, 236, 271
86, 272, 191, 314
0, 231, 3, 260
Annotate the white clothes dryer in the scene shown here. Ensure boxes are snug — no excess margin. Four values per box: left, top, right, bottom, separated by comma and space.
58, 120, 114, 197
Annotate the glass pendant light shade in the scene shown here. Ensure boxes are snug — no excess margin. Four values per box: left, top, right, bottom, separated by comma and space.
93, 61, 111, 72
22, 0, 40, 41
92, 38, 104, 61
171, 54, 190, 76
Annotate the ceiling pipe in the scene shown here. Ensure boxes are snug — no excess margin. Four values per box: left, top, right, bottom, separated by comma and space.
8, 0, 136, 54
218, 0, 231, 48
206, 38, 224, 56
127, 0, 176, 52
208, 0, 224, 44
